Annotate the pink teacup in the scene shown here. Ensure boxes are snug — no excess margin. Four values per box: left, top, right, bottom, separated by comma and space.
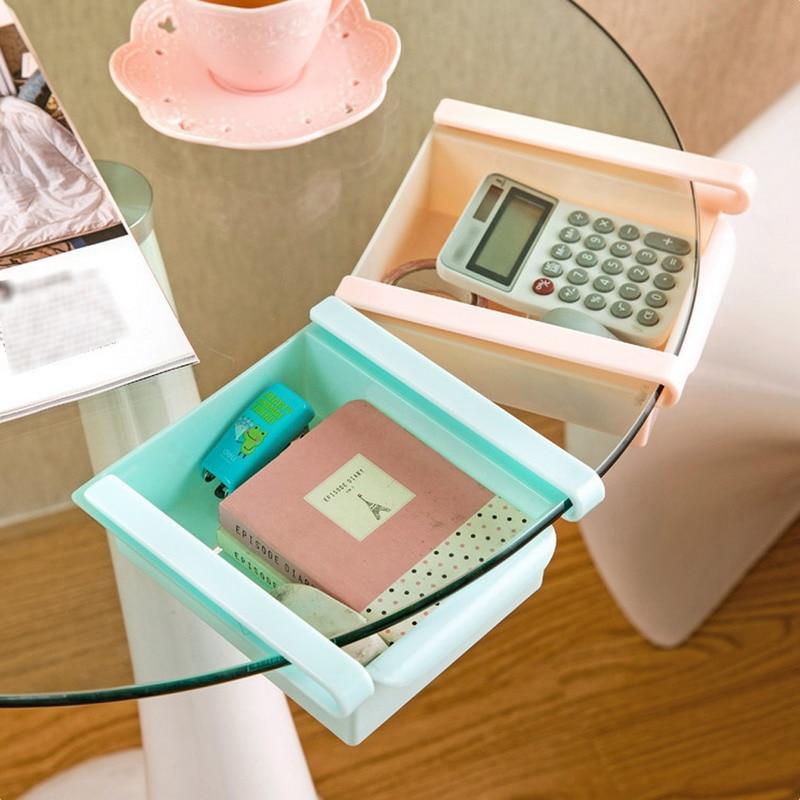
173, 0, 351, 93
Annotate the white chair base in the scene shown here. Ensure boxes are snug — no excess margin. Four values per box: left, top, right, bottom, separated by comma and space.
566, 83, 800, 646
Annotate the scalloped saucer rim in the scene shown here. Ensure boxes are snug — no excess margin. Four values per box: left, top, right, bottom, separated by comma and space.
109, 0, 401, 150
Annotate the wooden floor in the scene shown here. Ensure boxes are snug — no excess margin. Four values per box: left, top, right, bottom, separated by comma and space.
1, 501, 798, 798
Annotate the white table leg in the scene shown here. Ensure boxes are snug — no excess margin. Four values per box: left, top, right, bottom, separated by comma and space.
74, 356, 318, 799
60, 174, 317, 799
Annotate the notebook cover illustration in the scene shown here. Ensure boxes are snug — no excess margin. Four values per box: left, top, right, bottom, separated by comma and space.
219, 399, 492, 611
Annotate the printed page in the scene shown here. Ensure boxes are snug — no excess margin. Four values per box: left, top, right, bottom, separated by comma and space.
0, 4, 197, 422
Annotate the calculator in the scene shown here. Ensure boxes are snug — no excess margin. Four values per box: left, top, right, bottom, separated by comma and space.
436, 173, 695, 347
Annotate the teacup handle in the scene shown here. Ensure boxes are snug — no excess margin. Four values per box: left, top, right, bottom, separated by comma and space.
328, 0, 351, 23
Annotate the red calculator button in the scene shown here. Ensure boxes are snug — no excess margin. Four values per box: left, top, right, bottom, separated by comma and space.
532, 278, 555, 295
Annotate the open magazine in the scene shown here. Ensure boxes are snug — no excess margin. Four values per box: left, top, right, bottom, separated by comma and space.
0, 4, 196, 422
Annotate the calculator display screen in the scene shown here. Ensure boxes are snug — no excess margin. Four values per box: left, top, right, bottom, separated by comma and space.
467, 188, 552, 286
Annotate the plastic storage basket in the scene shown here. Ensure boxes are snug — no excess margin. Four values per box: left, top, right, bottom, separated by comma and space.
336, 99, 755, 442
74, 297, 603, 743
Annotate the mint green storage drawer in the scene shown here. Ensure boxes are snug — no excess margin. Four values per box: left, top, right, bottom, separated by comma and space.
74, 297, 602, 742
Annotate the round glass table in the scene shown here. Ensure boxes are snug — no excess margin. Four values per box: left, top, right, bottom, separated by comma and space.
0, 0, 699, 794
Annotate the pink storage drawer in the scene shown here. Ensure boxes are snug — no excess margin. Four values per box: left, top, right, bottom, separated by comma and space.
336, 99, 755, 441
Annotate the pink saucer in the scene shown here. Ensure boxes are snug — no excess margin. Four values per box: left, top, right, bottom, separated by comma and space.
110, 0, 400, 150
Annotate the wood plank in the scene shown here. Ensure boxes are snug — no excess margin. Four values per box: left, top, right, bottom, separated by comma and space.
0, 704, 140, 800
0, 510, 133, 694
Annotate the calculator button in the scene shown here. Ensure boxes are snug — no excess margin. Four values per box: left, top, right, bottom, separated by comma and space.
568, 210, 590, 226
584, 293, 606, 311
645, 290, 667, 308
644, 231, 691, 255
558, 286, 581, 303
584, 234, 606, 251
610, 241, 632, 258
618, 224, 640, 241
601, 258, 624, 275
541, 261, 563, 278
627, 266, 650, 283
610, 300, 633, 318
593, 276, 615, 292
567, 268, 589, 285
618, 282, 641, 301
575, 251, 598, 268
662, 256, 684, 273
551, 243, 572, 260
593, 217, 615, 234
635, 248, 657, 265
653, 272, 676, 290
559, 226, 581, 243
637, 308, 660, 327
532, 277, 555, 295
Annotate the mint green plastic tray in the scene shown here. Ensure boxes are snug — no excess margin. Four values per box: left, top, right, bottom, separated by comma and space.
74, 297, 602, 741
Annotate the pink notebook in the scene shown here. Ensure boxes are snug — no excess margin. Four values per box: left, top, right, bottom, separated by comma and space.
219, 399, 492, 610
